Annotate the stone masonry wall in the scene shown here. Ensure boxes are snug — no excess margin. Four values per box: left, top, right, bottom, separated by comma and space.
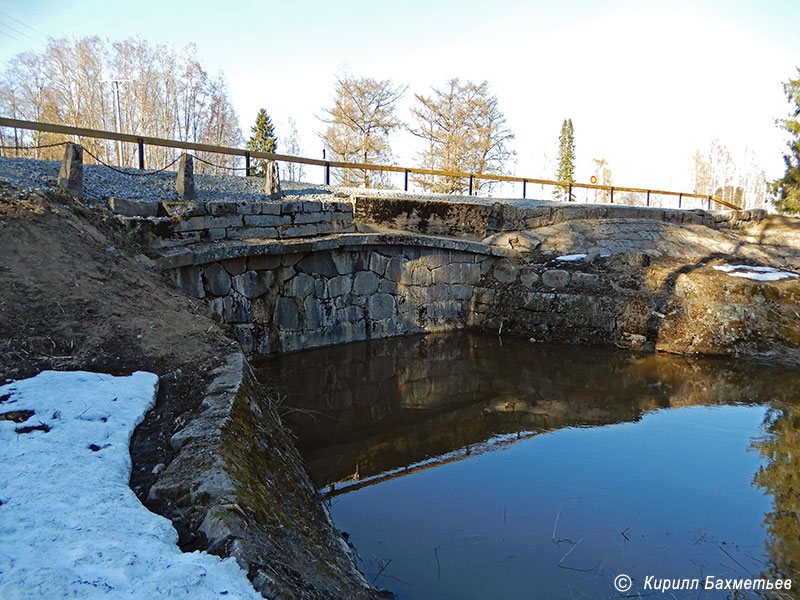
168, 239, 496, 355
353, 194, 767, 240
117, 199, 355, 249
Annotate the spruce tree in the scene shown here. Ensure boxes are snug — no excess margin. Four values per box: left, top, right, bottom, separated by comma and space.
554, 118, 575, 201
773, 69, 800, 214
247, 108, 278, 177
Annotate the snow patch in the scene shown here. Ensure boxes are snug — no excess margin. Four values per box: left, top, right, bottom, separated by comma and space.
0, 370, 261, 599
712, 264, 799, 282
556, 253, 587, 262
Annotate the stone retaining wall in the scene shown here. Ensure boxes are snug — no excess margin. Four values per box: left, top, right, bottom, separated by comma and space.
115, 198, 355, 248
352, 194, 768, 240
165, 233, 800, 364
148, 353, 378, 600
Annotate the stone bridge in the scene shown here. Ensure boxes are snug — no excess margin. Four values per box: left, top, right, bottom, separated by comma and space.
114, 192, 799, 363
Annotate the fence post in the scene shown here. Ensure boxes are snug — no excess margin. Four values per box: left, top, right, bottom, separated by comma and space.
469, 174, 474, 196
245, 152, 250, 177
678, 194, 682, 209
523, 180, 527, 199
568, 183, 572, 202
137, 138, 144, 170
325, 161, 331, 185
707, 196, 711, 210
404, 169, 409, 191
646, 190, 650, 207
610, 187, 614, 204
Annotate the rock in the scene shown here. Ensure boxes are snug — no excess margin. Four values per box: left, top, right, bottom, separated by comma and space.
369, 252, 390, 276
204, 263, 231, 296
368, 293, 395, 320
297, 252, 338, 278
621, 252, 651, 267
572, 272, 601, 288
108, 197, 164, 217
176, 154, 195, 200
172, 265, 205, 299
232, 270, 274, 299
493, 261, 518, 283
520, 269, 540, 287
303, 296, 322, 329
285, 273, 315, 298
385, 256, 408, 282
265, 160, 281, 200
542, 269, 570, 288
57, 142, 83, 199
327, 275, 352, 297
274, 297, 299, 329
353, 271, 380, 295
222, 257, 247, 276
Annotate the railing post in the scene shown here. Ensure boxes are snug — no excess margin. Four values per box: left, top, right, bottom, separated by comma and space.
568, 183, 572, 202
137, 138, 144, 170
523, 180, 527, 199
404, 169, 409, 192
325, 161, 331, 186
469, 174, 474, 196
245, 152, 250, 177
646, 190, 650, 207
678, 193, 682, 209
707, 196, 711, 210
610, 187, 614, 204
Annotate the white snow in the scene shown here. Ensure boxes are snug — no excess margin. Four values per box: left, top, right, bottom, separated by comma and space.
0, 370, 261, 600
712, 264, 800, 281
556, 253, 588, 262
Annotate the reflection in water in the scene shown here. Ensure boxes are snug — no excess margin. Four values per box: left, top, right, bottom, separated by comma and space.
254, 333, 800, 599
753, 404, 800, 586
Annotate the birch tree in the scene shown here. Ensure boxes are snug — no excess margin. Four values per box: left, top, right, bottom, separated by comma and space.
282, 116, 306, 182
0, 37, 243, 171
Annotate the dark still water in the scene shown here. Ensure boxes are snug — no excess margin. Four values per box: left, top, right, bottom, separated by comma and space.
254, 333, 800, 599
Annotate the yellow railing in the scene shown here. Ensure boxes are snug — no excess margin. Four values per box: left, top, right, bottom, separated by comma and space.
0, 117, 740, 210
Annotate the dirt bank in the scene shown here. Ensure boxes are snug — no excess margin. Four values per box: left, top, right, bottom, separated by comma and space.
0, 182, 379, 599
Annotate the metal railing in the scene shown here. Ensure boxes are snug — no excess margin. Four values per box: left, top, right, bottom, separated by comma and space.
0, 117, 740, 210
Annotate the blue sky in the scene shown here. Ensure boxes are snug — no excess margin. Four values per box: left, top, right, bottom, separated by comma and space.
1, 0, 798, 192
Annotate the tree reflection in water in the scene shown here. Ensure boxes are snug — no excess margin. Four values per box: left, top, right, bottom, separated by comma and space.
753, 402, 800, 586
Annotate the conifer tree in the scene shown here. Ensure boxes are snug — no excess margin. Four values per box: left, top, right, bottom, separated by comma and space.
554, 118, 575, 201
247, 108, 277, 177
773, 69, 800, 214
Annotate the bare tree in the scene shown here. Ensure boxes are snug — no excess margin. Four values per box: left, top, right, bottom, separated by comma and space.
319, 73, 406, 187
0, 37, 242, 171
282, 116, 306, 182
691, 140, 767, 209
411, 78, 514, 195
592, 157, 613, 203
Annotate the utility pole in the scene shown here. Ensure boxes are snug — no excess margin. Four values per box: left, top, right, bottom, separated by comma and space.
102, 79, 131, 166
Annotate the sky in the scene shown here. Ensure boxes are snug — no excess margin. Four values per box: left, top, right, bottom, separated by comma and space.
0, 0, 798, 194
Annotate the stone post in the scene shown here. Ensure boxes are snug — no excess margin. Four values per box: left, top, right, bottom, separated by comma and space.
265, 160, 281, 200
176, 154, 196, 200
57, 142, 83, 199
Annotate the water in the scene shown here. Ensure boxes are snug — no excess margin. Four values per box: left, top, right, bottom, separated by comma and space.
254, 332, 800, 599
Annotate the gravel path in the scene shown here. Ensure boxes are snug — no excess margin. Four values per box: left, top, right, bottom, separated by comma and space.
0, 155, 560, 209
0, 156, 338, 205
